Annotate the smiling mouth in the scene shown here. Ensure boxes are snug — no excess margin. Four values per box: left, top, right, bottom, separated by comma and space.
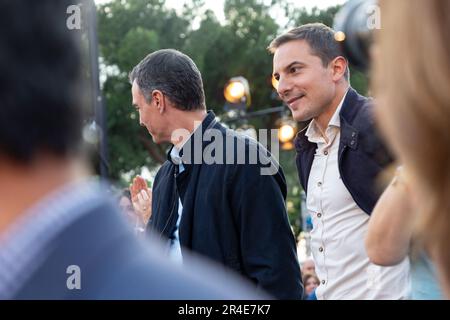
287, 94, 305, 106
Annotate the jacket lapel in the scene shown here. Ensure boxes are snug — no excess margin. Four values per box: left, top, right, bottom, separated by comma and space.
175, 111, 218, 250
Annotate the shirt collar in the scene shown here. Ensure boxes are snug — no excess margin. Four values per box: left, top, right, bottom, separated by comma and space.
170, 145, 183, 165
329, 88, 349, 128
305, 88, 349, 142
167, 111, 214, 165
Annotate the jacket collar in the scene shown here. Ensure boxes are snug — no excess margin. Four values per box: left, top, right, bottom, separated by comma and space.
295, 87, 361, 152
166, 110, 217, 165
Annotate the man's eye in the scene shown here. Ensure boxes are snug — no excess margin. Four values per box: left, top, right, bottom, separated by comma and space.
290, 67, 300, 73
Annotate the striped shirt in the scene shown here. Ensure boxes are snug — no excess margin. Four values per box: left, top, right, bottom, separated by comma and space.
0, 179, 111, 299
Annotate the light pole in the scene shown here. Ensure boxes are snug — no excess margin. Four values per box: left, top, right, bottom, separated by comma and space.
85, 0, 109, 179
222, 76, 297, 149
223, 76, 251, 111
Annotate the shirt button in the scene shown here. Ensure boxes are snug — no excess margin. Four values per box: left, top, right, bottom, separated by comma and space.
324, 150, 328, 155
321, 280, 326, 285
319, 246, 324, 252
317, 182, 322, 187
317, 213, 322, 218
350, 140, 355, 146
352, 132, 357, 138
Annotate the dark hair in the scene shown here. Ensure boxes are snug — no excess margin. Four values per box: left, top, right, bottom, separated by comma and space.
0, 0, 84, 163
129, 49, 206, 111
302, 273, 319, 285
268, 23, 349, 80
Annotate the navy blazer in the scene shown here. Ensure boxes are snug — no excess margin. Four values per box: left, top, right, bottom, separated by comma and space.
150, 111, 303, 300
294, 88, 393, 215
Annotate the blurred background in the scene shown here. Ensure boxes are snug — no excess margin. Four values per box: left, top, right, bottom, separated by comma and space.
83, 0, 369, 253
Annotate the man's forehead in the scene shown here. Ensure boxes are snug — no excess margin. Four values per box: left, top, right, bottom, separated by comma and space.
131, 80, 140, 101
273, 40, 312, 69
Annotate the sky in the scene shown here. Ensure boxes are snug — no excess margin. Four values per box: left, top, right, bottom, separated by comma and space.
95, 0, 347, 26
163, 0, 347, 23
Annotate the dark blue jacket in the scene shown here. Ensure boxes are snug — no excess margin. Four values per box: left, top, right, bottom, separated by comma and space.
294, 88, 393, 215
150, 111, 303, 300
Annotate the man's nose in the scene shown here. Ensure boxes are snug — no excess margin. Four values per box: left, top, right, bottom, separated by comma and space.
277, 76, 291, 99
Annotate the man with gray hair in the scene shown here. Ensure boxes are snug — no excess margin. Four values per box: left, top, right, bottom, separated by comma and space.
269, 23, 410, 299
129, 49, 303, 299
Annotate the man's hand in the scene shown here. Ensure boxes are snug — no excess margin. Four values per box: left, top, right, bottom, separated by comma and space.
130, 175, 152, 226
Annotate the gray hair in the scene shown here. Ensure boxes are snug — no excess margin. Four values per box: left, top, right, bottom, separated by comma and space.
129, 49, 206, 111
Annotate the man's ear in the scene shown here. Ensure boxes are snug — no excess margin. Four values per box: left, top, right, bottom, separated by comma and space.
151, 90, 165, 114
331, 56, 348, 82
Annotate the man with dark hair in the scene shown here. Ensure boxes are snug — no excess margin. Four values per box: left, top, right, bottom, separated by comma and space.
269, 23, 410, 299
129, 49, 207, 144
268, 23, 350, 80
0, 0, 262, 300
129, 49, 303, 299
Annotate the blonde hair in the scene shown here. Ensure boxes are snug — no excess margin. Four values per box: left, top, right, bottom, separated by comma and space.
374, 0, 450, 295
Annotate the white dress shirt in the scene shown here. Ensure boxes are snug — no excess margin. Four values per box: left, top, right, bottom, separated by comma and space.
306, 90, 410, 299
168, 146, 184, 265
166, 116, 206, 265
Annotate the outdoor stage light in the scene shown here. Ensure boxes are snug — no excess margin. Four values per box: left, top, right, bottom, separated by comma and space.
224, 76, 251, 108
277, 117, 298, 151
279, 123, 295, 143
225, 81, 245, 102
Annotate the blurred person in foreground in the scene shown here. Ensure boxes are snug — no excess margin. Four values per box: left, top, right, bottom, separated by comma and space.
128, 49, 303, 300
371, 0, 450, 299
268, 23, 409, 299
0, 0, 265, 300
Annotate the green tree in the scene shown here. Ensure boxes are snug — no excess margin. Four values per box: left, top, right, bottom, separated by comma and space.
98, 0, 195, 181
187, 0, 280, 115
